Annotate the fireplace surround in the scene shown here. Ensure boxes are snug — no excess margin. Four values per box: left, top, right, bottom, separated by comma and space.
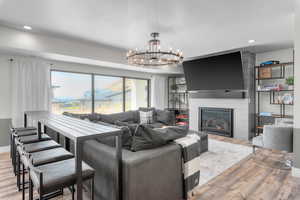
199, 107, 233, 137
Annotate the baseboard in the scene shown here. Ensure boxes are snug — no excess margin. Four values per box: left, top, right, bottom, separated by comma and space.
292, 167, 300, 178
0, 145, 10, 153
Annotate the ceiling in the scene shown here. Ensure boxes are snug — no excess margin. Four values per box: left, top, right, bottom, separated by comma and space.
0, 0, 295, 59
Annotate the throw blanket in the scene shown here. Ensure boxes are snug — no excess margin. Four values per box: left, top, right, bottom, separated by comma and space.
174, 133, 201, 199
131, 125, 188, 151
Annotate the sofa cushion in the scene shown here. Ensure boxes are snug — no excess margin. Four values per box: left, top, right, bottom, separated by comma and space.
88, 113, 102, 122
95, 120, 135, 149
138, 107, 155, 112
63, 112, 90, 120
97, 113, 116, 124
99, 111, 139, 124
156, 109, 173, 125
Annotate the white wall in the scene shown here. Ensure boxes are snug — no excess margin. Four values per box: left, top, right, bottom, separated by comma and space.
0, 25, 183, 75
51, 60, 153, 79
255, 48, 294, 117
0, 55, 12, 147
0, 55, 12, 119
293, 0, 300, 175
0, 26, 126, 65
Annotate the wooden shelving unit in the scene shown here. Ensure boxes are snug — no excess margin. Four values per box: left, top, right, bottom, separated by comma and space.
255, 60, 294, 136
167, 76, 189, 126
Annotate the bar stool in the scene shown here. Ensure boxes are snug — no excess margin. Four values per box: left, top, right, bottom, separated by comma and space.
10, 127, 37, 165
12, 132, 52, 174
27, 157, 95, 200
15, 139, 62, 191
18, 146, 74, 200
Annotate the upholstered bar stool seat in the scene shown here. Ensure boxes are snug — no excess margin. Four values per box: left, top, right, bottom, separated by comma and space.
24, 148, 74, 166
17, 134, 51, 144
12, 127, 37, 133
19, 140, 61, 153
29, 158, 95, 200
12, 130, 37, 137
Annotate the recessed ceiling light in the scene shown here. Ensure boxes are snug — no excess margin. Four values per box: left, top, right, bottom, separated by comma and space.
248, 39, 255, 44
23, 25, 32, 30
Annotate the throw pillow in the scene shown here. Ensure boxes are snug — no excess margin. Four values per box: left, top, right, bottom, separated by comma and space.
156, 109, 173, 125
138, 107, 156, 123
139, 110, 153, 124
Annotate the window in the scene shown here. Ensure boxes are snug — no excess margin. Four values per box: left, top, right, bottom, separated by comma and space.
51, 71, 150, 114
94, 75, 123, 114
125, 78, 149, 111
51, 71, 92, 114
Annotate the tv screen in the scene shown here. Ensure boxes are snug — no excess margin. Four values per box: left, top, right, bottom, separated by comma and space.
183, 52, 244, 91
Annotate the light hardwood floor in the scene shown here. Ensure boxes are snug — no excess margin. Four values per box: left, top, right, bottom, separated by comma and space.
191, 134, 300, 200
1, 135, 300, 200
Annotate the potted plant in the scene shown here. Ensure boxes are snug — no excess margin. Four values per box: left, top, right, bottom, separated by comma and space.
285, 77, 294, 90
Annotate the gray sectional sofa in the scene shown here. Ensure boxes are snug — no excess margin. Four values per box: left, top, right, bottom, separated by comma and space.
47, 109, 208, 200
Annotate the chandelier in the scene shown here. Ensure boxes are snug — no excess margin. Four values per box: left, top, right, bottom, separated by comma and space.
126, 32, 183, 66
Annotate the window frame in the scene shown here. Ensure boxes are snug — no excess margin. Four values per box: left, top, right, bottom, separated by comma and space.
50, 69, 151, 114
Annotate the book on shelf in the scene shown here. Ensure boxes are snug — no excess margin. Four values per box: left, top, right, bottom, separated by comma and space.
259, 112, 272, 117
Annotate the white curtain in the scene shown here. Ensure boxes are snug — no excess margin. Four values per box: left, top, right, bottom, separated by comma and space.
151, 75, 167, 109
11, 57, 51, 127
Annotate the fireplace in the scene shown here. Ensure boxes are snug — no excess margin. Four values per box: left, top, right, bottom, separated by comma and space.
199, 107, 233, 137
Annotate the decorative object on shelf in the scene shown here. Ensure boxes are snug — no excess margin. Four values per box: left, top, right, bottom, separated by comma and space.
260, 60, 280, 66
285, 76, 294, 90
126, 32, 183, 66
281, 93, 294, 105
258, 67, 272, 79
177, 77, 186, 84
257, 84, 283, 91
259, 112, 272, 117
170, 84, 178, 91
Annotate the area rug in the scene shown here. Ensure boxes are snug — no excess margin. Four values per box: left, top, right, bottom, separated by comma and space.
197, 138, 252, 186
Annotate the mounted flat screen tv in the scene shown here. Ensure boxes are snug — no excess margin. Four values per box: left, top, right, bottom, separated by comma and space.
183, 52, 244, 91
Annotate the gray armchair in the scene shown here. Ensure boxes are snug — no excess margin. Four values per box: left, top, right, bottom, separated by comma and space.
252, 125, 293, 168
252, 125, 293, 152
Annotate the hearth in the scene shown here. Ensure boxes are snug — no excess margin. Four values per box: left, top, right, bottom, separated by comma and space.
199, 107, 233, 137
